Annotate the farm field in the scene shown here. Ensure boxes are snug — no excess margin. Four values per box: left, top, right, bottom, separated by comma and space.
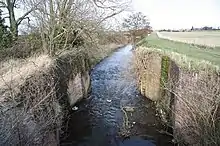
158, 31, 220, 47
141, 33, 220, 66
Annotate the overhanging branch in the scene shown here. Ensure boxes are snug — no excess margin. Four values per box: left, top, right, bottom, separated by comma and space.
16, 8, 35, 25
97, 9, 124, 25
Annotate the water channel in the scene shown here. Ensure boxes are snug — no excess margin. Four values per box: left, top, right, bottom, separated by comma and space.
61, 45, 173, 146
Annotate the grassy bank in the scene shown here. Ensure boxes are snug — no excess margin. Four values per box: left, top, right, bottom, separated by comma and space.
140, 33, 220, 67
135, 33, 220, 145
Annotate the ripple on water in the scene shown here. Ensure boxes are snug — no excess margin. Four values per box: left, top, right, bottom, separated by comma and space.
61, 45, 173, 146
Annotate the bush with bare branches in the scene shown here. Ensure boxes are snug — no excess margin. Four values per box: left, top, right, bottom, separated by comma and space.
0, 0, 130, 145
134, 46, 220, 145
0, 50, 93, 145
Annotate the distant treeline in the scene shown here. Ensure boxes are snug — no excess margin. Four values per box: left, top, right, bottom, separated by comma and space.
159, 26, 220, 32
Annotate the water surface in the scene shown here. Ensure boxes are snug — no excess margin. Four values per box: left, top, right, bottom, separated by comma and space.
61, 45, 173, 146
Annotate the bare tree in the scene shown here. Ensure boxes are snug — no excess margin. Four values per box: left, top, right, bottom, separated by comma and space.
123, 12, 151, 44
0, 0, 35, 39
25, 0, 130, 55
123, 12, 150, 30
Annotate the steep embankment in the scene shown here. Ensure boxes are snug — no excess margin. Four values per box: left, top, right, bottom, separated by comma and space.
0, 44, 122, 145
135, 33, 220, 145
0, 51, 91, 145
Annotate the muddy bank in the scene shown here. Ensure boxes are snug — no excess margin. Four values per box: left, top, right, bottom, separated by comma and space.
61, 45, 173, 146
134, 46, 220, 145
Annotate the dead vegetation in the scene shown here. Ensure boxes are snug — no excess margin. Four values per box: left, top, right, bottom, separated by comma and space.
0, 50, 94, 145
173, 70, 220, 145
0, 27, 126, 146
0, 0, 131, 145
0, 32, 126, 145
134, 47, 220, 145
0, 56, 60, 145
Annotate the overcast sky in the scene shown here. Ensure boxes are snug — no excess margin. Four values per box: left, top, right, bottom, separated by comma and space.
131, 0, 220, 30
3, 0, 220, 30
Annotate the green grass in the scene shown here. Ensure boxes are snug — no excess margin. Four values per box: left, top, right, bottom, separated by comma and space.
142, 34, 220, 66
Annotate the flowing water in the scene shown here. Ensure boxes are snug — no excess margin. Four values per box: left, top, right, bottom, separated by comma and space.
61, 45, 173, 146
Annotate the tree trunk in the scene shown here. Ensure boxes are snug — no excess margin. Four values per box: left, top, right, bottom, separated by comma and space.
7, 0, 18, 39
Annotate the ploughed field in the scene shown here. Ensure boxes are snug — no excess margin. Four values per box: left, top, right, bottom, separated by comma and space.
158, 31, 220, 47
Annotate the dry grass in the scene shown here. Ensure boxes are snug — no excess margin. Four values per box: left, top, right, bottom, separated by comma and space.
0, 50, 88, 145
134, 46, 220, 145
173, 69, 220, 145
0, 55, 52, 101
158, 31, 220, 47
0, 41, 123, 145
0, 58, 61, 145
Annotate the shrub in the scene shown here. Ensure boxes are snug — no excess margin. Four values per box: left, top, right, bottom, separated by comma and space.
0, 10, 12, 49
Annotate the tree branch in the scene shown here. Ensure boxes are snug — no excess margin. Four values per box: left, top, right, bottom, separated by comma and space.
0, 1, 7, 8
16, 8, 34, 25
12, 0, 17, 6
97, 9, 124, 26
3, 16, 9, 19
92, 0, 117, 10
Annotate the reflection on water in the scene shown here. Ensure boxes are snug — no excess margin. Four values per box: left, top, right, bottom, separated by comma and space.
61, 45, 173, 146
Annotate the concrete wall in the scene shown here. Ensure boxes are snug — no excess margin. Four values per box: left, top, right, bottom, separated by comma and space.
135, 49, 178, 123
134, 47, 220, 145
0, 51, 92, 145
68, 71, 91, 106
137, 52, 162, 101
